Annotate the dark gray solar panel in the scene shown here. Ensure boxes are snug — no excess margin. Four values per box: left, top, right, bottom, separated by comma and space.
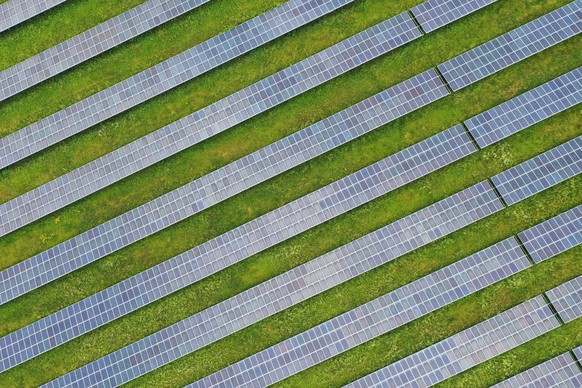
464, 66, 582, 148
491, 136, 582, 205
492, 352, 582, 388
190, 238, 530, 388
0, 0, 67, 33
518, 205, 582, 263
0, 0, 358, 169
411, 0, 498, 33
347, 296, 560, 388
0, 126, 475, 372
0, 0, 211, 101
438, 2, 582, 91
42, 181, 503, 387
0, 10, 423, 238
545, 275, 582, 323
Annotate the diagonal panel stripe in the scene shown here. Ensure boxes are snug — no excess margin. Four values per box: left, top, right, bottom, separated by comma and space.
0, 0, 67, 33
411, 0, 498, 33
545, 275, 582, 323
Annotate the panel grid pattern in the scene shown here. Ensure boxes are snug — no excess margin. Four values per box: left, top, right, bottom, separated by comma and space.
0, 0, 67, 33
411, 0, 498, 33
347, 296, 560, 388
492, 352, 582, 388
191, 238, 530, 388
518, 204, 582, 263
0, 126, 476, 372
0, 0, 211, 101
0, 0, 358, 169
574, 346, 582, 363
438, 2, 582, 91
491, 136, 582, 205
464, 66, 582, 148
0, 10, 423, 238
42, 181, 503, 387
545, 275, 582, 323
0, 70, 448, 304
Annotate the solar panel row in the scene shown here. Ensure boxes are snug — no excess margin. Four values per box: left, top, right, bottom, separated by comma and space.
438, 1, 582, 91
411, 0, 498, 33
464, 66, 582, 148
0, 10, 423, 238
545, 275, 582, 323
0, 0, 357, 170
491, 135, 582, 205
0, 0, 67, 33
191, 238, 530, 388
0, 0, 212, 101
0, 125, 475, 372
42, 181, 504, 387
518, 204, 582, 263
347, 295, 560, 388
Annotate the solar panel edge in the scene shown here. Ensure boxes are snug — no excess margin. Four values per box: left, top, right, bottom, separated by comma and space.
0, 0, 68, 33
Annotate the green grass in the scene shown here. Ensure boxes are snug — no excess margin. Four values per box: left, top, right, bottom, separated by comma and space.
0, 0, 580, 386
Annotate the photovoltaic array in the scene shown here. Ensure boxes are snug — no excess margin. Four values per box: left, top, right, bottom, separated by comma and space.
191, 238, 530, 387
43, 181, 504, 387
491, 136, 582, 205
518, 204, 582, 263
545, 275, 582, 323
0, 126, 476, 372
492, 352, 582, 388
438, 2, 582, 91
464, 66, 582, 148
0, 0, 67, 33
347, 296, 560, 388
0, 0, 212, 101
411, 0, 498, 33
0, 0, 356, 169
0, 9, 423, 238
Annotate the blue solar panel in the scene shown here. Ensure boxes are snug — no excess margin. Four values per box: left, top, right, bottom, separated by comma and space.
545, 275, 582, 323
518, 205, 582, 263
0, 0, 211, 101
191, 238, 530, 388
438, 2, 582, 91
411, 0, 498, 33
574, 346, 582, 363
491, 136, 582, 205
465, 66, 582, 148
42, 181, 503, 387
0, 0, 357, 169
0, 0, 68, 33
0, 126, 475, 372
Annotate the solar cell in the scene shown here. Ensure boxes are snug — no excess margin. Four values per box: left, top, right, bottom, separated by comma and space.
0, 10, 423, 238
41, 181, 503, 387
545, 275, 582, 323
0, 0, 359, 170
492, 352, 582, 388
518, 204, 582, 263
411, 0, 498, 33
0, 0, 67, 33
438, 2, 582, 91
0, 126, 476, 372
0, 0, 212, 101
347, 296, 560, 388
464, 66, 582, 148
190, 238, 530, 388
491, 136, 582, 205
574, 346, 582, 363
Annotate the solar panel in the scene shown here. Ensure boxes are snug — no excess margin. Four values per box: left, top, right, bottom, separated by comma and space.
0, 0, 212, 101
438, 2, 582, 91
0, 126, 477, 372
492, 352, 582, 388
491, 136, 582, 205
464, 66, 582, 148
347, 295, 560, 388
0, 10, 423, 238
411, 0, 498, 33
518, 204, 582, 263
545, 275, 582, 323
191, 238, 530, 388
574, 346, 582, 363
0, 0, 67, 33
41, 181, 503, 387
0, 0, 359, 169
